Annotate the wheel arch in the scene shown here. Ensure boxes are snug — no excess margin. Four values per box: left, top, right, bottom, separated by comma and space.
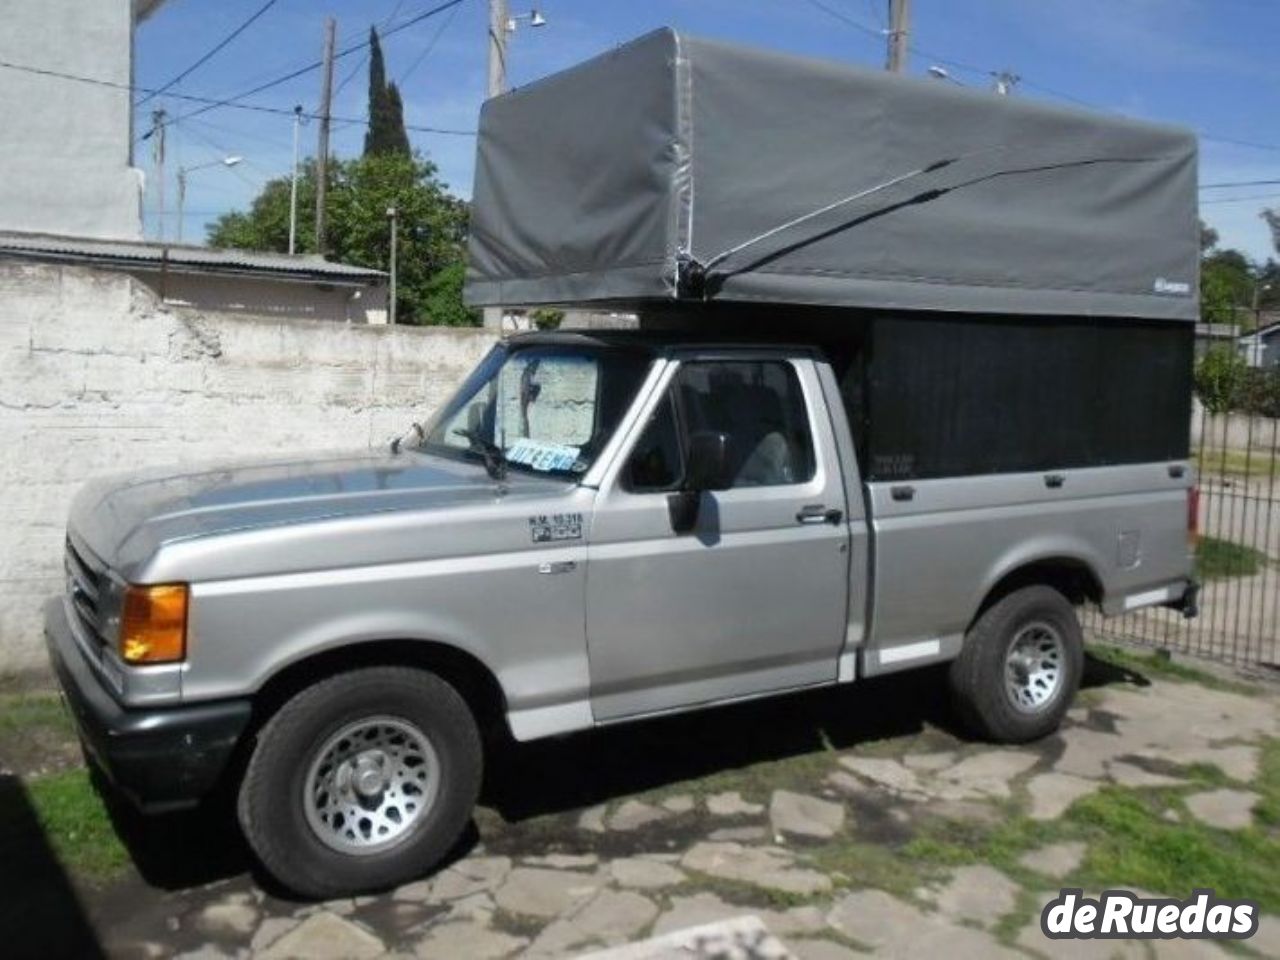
970, 554, 1104, 632
249, 637, 511, 742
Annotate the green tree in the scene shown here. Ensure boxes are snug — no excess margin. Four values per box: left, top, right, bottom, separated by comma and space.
1199, 218, 1219, 253
420, 262, 479, 327
208, 153, 474, 326
1194, 346, 1248, 413
1201, 248, 1255, 326
364, 27, 410, 157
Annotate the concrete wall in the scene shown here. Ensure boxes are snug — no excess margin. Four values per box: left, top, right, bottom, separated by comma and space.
0, 0, 144, 240
0, 263, 496, 676
129, 269, 390, 325
1192, 406, 1279, 453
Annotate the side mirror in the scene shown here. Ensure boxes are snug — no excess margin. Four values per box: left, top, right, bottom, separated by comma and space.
667, 431, 732, 534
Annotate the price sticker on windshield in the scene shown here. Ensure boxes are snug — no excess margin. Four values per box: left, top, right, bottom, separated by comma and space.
506, 439, 581, 473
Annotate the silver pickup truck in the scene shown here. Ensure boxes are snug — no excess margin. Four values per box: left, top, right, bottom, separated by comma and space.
48, 28, 1204, 900
48, 329, 1197, 898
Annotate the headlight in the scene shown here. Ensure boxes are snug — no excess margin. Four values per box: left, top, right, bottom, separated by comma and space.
120, 583, 189, 664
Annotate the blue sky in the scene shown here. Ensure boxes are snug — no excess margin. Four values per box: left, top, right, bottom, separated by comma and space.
135, 0, 1280, 261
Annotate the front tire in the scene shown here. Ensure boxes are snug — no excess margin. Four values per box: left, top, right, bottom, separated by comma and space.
948, 585, 1083, 743
237, 666, 482, 899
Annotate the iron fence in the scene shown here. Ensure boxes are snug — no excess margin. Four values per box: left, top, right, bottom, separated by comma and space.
1084, 407, 1280, 668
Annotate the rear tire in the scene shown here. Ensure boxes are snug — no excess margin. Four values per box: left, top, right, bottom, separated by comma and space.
237, 666, 482, 899
948, 585, 1083, 743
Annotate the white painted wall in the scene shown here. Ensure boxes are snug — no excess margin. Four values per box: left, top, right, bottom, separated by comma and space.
0, 0, 144, 239
0, 263, 497, 676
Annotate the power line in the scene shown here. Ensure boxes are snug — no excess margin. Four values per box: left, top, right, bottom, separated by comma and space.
148, 0, 467, 136
1201, 192, 1280, 206
0, 58, 476, 136
1201, 179, 1280, 190
799, 0, 1280, 155
401, 0, 465, 83
799, 0, 884, 42
136, 0, 281, 107
333, 0, 414, 101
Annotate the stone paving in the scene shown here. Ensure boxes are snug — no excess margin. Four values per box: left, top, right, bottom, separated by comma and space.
60, 654, 1280, 958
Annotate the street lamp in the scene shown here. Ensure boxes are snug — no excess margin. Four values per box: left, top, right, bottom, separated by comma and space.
387, 206, 399, 326
927, 65, 964, 86
176, 156, 242, 243
289, 105, 306, 255
506, 8, 547, 31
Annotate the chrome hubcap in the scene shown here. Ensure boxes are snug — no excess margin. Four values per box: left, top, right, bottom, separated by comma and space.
1004, 622, 1065, 712
303, 716, 440, 855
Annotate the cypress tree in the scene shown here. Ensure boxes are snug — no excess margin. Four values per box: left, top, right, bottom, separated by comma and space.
365, 27, 411, 157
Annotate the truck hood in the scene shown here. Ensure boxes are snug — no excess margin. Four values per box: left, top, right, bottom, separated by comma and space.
69, 449, 566, 578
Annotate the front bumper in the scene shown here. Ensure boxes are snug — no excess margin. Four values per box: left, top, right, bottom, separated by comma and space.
44, 599, 251, 812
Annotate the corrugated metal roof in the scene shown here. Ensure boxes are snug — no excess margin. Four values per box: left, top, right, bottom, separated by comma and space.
0, 232, 386, 285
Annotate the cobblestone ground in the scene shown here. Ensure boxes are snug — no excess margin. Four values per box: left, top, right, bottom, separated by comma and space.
29, 650, 1280, 958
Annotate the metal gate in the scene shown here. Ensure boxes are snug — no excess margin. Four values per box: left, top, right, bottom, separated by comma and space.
1084, 408, 1279, 668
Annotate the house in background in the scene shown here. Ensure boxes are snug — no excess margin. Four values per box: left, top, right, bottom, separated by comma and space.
0, 0, 168, 240
0, 0, 393, 325
1194, 322, 1240, 359
0, 233, 388, 325
1238, 318, 1280, 368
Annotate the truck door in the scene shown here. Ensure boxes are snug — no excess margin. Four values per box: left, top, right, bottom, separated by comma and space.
585, 352, 852, 721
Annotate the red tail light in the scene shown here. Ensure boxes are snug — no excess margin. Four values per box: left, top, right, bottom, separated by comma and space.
1187, 486, 1200, 543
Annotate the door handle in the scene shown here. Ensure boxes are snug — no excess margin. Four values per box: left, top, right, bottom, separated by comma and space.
796, 504, 843, 525
1045, 474, 1065, 489
890, 485, 916, 502
537, 560, 577, 575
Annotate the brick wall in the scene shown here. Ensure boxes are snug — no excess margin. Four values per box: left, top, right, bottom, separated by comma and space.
0, 262, 496, 677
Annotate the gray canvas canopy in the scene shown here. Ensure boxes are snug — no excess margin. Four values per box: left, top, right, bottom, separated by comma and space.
465, 29, 1198, 321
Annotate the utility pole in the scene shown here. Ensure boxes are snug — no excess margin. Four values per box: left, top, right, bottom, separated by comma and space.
488, 0, 509, 98
314, 18, 336, 255
484, 0, 509, 330
289, 105, 304, 255
387, 207, 399, 326
176, 168, 187, 244
886, 0, 910, 73
152, 108, 168, 241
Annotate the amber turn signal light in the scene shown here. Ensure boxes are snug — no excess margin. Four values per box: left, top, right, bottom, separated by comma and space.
120, 583, 189, 664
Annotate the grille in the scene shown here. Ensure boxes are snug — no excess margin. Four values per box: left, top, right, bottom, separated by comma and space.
65, 539, 107, 649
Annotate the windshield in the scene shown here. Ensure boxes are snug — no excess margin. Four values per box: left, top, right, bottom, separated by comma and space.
419, 343, 653, 479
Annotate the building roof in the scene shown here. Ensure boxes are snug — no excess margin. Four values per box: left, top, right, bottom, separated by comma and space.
0, 232, 386, 287
1240, 320, 1280, 341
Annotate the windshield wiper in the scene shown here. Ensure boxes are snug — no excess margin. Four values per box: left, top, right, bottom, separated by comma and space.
452, 428, 508, 481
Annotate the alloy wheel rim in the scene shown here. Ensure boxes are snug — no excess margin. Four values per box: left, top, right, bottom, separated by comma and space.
302, 716, 440, 855
1004, 621, 1065, 713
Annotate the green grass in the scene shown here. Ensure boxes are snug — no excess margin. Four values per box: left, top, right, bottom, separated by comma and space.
1196, 535, 1268, 581
0, 692, 74, 739
1069, 786, 1280, 911
810, 836, 932, 900
1086, 642, 1260, 695
25, 769, 129, 881
1254, 739, 1280, 828
1196, 447, 1280, 480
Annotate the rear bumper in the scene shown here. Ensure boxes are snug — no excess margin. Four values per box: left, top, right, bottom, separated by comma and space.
44, 599, 251, 812
1165, 579, 1200, 619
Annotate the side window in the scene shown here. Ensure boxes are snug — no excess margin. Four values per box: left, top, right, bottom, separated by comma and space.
625, 394, 683, 492
678, 360, 815, 487
623, 359, 816, 492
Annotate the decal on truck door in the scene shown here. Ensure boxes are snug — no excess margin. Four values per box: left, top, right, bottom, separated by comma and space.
528, 512, 584, 543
